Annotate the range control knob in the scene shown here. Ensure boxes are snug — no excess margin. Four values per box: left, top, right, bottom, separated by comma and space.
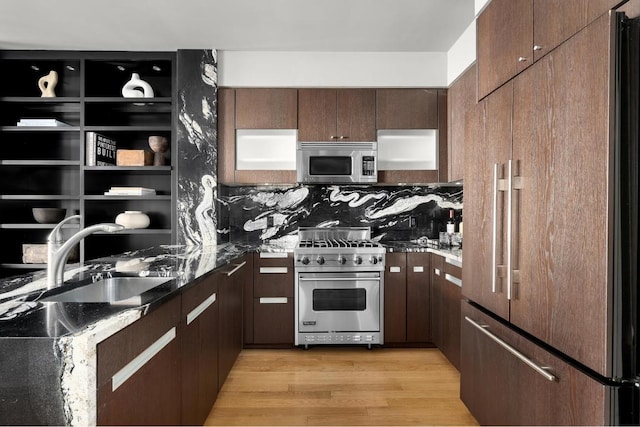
354, 256, 363, 265
369, 256, 378, 265
316, 256, 325, 265
300, 256, 310, 265
337, 256, 347, 265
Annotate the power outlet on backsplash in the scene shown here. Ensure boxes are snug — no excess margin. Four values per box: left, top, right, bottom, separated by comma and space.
409, 216, 417, 228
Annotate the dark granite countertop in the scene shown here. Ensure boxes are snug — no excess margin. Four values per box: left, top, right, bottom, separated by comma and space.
0, 239, 461, 338
0, 243, 254, 338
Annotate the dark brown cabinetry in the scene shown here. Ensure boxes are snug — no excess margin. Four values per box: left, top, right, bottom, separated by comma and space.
460, 301, 606, 426
235, 88, 297, 129
464, 11, 614, 380
532, 0, 618, 62
249, 252, 294, 346
97, 255, 247, 426
384, 252, 431, 345
217, 88, 297, 185
0, 51, 176, 278
376, 89, 449, 184
477, 0, 616, 100
97, 297, 181, 425
298, 89, 376, 142
447, 64, 477, 183
180, 273, 219, 426
477, 0, 532, 100
376, 89, 438, 129
430, 254, 461, 370
218, 255, 249, 388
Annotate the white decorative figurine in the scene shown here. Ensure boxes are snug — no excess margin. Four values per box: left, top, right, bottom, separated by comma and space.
121, 73, 154, 98
38, 70, 58, 97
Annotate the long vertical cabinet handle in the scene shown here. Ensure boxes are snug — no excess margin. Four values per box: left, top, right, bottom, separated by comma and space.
492, 163, 499, 293
506, 160, 513, 300
465, 316, 556, 382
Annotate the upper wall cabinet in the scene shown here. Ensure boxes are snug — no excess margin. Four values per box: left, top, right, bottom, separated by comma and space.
447, 64, 478, 183
532, 0, 619, 61
376, 89, 438, 129
298, 89, 376, 142
477, 0, 617, 100
235, 88, 297, 129
218, 88, 298, 184
477, 0, 532, 101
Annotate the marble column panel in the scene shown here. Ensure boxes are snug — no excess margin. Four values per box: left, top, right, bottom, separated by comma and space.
176, 49, 219, 246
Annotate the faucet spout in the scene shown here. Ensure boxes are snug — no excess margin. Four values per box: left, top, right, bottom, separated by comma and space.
47, 216, 125, 289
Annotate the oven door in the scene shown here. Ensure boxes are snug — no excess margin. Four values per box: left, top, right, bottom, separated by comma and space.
297, 271, 381, 333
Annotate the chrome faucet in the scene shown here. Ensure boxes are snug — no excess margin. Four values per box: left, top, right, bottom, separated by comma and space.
47, 215, 124, 289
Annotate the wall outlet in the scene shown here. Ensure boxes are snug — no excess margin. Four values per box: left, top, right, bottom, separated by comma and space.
267, 215, 274, 227
409, 216, 417, 228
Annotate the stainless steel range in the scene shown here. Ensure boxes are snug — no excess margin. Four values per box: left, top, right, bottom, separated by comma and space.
294, 227, 385, 348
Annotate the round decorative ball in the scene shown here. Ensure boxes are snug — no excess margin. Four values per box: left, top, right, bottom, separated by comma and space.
115, 211, 150, 229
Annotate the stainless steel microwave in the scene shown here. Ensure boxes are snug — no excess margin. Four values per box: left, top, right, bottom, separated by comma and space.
296, 141, 377, 184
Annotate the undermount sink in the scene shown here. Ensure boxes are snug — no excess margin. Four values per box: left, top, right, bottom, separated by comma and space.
41, 276, 172, 304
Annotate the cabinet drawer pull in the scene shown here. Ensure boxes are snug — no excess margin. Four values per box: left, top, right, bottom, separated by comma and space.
186, 292, 217, 325
389, 266, 401, 273
533, 45, 543, 51
412, 266, 424, 273
112, 327, 176, 391
259, 266, 288, 274
445, 274, 462, 288
227, 260, 247, 276
259, 252, 288, 259
464, 316, 556, 382
518, 56, 528, 62
260, 297, 288, 304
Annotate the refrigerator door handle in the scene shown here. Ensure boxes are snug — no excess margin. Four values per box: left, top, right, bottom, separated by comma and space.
465, 316, 557, 382
507, 159, 513, 300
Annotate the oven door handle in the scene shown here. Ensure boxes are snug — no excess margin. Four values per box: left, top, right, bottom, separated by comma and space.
298, 277, 381, 282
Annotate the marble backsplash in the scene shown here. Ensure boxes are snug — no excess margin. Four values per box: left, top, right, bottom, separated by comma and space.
218, 184, 463, 245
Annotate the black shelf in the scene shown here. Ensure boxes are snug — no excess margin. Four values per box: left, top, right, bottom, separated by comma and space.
0, 97, 81, 103
0, 223, 80, 229
0, 160, 80, 166
0, 51, 176, 277
94, 229, 172, 235
83, 125, 171, 132
84, 97, 171, 103
0, 195, 79, 200
83, 166, 171, 172
84, 195, 171, 201
0, 126, 80, 132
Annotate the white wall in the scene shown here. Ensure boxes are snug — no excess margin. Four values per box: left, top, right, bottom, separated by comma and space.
446, 20, 476, 85
218, 0, 491, 88
218, 51, 448, 88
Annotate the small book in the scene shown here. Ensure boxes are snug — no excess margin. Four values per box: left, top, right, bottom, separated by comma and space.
86, 132, 117, 166
17, 118, 71, 127
104, 186, 156, 196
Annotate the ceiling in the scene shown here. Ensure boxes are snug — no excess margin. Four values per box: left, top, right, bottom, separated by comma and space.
0, 0, 475, 52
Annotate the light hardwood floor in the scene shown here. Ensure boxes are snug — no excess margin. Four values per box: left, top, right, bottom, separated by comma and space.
205, 347, 478, 426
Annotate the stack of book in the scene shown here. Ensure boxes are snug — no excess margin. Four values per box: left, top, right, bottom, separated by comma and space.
17, 118, 71, 127
86, 132, 117, 166
104, 187, 156, 196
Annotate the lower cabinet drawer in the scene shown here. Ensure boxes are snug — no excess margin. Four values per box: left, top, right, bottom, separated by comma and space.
460, 301, 607, 426
253, 297, 294, 345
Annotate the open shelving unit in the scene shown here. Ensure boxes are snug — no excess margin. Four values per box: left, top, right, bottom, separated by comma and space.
0, 51, 176, 278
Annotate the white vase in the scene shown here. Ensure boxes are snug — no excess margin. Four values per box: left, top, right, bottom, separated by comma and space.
121, 73, 154, 98
115, 211, 150, 229
38, 70, 58, 97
